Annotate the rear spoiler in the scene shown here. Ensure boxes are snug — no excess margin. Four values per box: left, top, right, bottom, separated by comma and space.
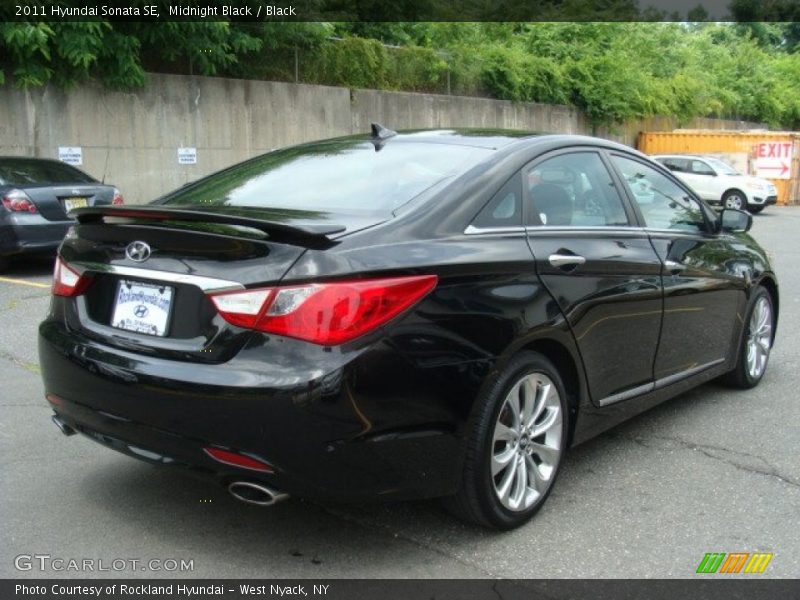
72, 206, 345, 249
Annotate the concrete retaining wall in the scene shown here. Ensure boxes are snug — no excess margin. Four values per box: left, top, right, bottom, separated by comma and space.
0, 72, 764, 204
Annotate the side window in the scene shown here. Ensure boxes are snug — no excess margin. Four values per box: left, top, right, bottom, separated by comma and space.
471, 173, 523, 228
659, 158, 687, 173
525, 152, 629, 227
691, 160, 715, 176
673, 158, 690, 172
611, 155, 707, 232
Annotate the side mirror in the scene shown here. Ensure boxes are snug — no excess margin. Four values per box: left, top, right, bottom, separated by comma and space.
719, 208, 752, 233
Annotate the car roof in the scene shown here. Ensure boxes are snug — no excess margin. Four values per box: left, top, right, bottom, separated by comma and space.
343, 129, 646, 157
387, 128, 537, 149
651, 154, 708, 159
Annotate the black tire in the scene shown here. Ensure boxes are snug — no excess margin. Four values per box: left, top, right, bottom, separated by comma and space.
749, 206, 765, 214
722, 189, 747, 211
721, 287, 774, 389
444, 351, 569, 529
0, 256, 8, 273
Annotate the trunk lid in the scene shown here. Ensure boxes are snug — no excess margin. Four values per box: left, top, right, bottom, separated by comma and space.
23, 184, 115, 221
61, 205, 385, 362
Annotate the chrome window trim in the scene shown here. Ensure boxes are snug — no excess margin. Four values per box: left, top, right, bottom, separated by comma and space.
525, 225, 649, 238
464, 224, 649, 236
642, 227, 712, 237
464, 225, 526, 235
71, 262, 244, 293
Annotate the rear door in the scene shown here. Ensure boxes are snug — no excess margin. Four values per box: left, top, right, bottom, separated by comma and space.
524, 149, 664, 406
607, 153, 745, 382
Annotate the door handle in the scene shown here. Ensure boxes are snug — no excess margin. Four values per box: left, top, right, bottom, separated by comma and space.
548, 253, 586, 268
664, 260, 686, 273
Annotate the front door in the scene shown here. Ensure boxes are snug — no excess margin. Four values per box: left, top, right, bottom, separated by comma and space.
608, 153, 745, 382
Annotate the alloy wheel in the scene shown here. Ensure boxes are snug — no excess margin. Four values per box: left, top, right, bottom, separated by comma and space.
724, 194, 744, 210
491, 373, 563, 512
746, 295, 772, 380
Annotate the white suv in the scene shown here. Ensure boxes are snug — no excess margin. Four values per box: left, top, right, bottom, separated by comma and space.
651, 154, 777, 213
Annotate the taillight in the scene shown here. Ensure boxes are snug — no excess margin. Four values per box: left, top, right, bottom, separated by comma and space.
2, 189, 37, 213
209, 289, 274, 329
111, 188, 124, 205
209, 275, 437, 345
52, 257, 93, 297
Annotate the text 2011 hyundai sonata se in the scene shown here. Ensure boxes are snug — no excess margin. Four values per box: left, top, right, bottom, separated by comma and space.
39, 127, 778, 529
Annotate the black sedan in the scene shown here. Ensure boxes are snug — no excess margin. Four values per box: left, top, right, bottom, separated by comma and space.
38, 128, 778, 529
0, 157, 123, 270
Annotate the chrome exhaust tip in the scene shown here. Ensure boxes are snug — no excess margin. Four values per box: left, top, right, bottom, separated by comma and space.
228, 481, 289, 507
52, 415, 77, 436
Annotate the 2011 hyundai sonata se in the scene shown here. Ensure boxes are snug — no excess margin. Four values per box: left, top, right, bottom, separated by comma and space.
39, 127, 778, 529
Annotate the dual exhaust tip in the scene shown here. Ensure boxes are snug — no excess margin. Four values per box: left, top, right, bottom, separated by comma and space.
228, 481, 289, 507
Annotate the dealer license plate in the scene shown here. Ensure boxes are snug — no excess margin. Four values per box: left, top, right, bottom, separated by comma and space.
111, 280, 174, 337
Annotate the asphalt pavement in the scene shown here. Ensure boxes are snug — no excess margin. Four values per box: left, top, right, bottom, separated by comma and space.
1, 209, 798, 579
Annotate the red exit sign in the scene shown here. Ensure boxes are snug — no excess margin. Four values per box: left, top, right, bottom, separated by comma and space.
753, 140, 794, 179
755, 142, 792, 158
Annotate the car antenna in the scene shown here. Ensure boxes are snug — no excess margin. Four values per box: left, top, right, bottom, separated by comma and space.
370, 123, 397, 151
100, 146, 110, 184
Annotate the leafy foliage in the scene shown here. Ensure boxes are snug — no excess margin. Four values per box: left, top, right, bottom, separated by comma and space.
0, 20, 262, 88
1, 20, 800, 128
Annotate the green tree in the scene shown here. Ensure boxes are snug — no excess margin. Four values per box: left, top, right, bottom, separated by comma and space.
0, 20, 262, 88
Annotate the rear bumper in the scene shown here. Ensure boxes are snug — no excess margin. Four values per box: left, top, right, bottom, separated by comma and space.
38, 318, 482, 502
0, 214, 71, 257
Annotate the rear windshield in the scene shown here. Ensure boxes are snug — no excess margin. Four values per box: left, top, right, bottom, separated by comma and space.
0, 159, 96, 185
159, 140, 492, 214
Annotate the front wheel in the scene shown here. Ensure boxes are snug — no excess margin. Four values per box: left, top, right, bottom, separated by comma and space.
722, 287, 774, 389
722, 190, 747, 211
444, 352, 568, 529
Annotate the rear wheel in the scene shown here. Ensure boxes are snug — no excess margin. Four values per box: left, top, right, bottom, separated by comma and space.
722, 190, 746, 211
722, 287, 774, 389
444, 351, 568, 529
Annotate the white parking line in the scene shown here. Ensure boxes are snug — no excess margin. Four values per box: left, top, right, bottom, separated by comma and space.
0, 276, 50, 289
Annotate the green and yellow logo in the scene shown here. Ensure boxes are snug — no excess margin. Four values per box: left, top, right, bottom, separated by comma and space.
696, 552, 773, 574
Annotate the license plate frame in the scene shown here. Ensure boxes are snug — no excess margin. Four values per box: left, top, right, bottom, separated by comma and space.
62, 197, 88, 212
110, 280, 174, 337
